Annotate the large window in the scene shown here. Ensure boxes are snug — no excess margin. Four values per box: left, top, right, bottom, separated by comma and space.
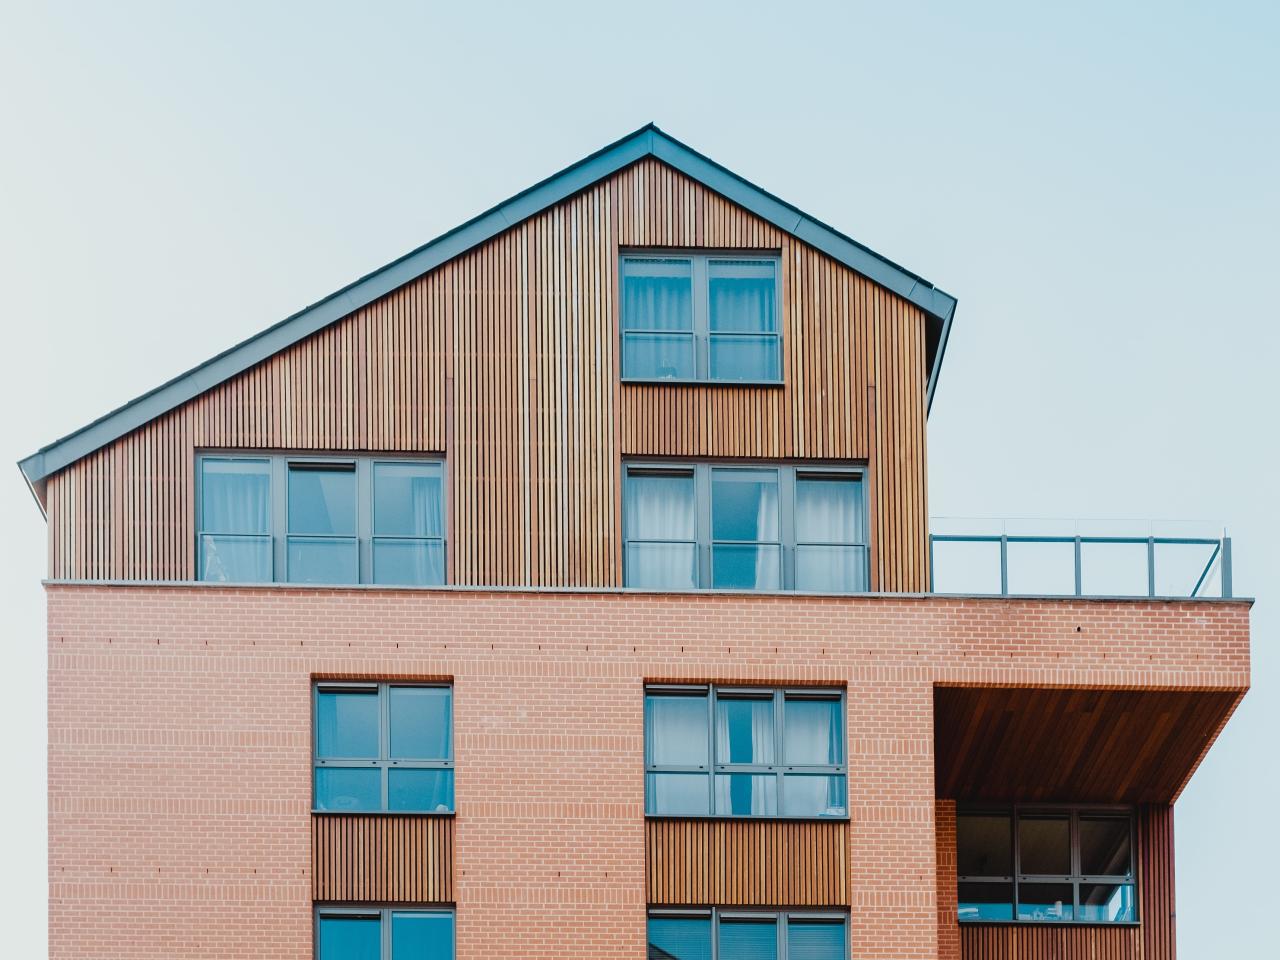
957, 806, 1136, 924
197, 454, 445, 585
317, 908, 454, 960
645, 685, 846, 819
313, 682, 454, 813
648, 910, 847, 960
624, 463, 867, 592
622, 253, 781, 383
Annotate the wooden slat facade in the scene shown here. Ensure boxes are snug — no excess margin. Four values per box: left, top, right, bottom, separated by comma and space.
645, 818, 848, 907
44, 157, 931, 590
312, 814, 454, 903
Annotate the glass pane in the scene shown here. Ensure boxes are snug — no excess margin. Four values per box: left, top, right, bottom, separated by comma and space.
288, 537, 358, 583
716, 697, 775, 764
718, 918, 777, 960
626, 473, 696, 540
957, 882, 1014, 922
712, 469, 779, 541
623, 258, 693, 331
646, 772, 710, 816
1006, 540, 1076, 596
201, 459, 270, 534
374, 540, 445, 586
319, 915, 380, 960
392, 912, 454, 960
781, 774, 847, 817
374, 462, 443, 537
1080, 540, 1150, 596
198, 534, 271, 583
1017, 882, 1074, 921
714, 774, 778, 816
958, 814, 1012, 877
288, 466, 356, 535
624, 333, 695, 380
709, 335, 780, 382
647, 916, 712, 960
784, 698, 842, 765
1079, 816, 1132, 877
1079, 883, 1136, 923
795, 545, 866, 593
709, 260, 777, 333
315, 768, 381, 812
625, 542, 698, 589
1018, 815, 1071, 875
390, 687, 451, 759
712, 544, 781, 590
316, 690, 380, 758
786, 921, 846, 960
930, 539, 1003, 595
796, 477, 863, 543
388, 769, 454, 813
646, 694, 709, 766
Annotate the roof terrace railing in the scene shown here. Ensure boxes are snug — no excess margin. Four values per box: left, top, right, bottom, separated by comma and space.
928, 518, 1232, 599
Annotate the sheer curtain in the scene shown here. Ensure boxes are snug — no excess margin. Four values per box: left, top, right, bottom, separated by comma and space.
626, 474, 695, 588
754, 481, 780, 589
409, 473, 444, 584
716, 698, 775, 814
795, 478, 865, 592
201, 461, 270, 581
624, 261, 694, 379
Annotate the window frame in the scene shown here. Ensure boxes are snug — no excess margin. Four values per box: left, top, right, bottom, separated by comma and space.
647, 907, 849, 960
195, 451, 447, 585
314, 906, 455, 960
622, 461, 869, 592
312, 681, 455, 815
956, 803, 1138, 926
644, 683, 848, 820
620, 250, 784, 385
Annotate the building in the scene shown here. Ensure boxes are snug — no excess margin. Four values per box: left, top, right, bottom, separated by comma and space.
22, 125, 1250, 960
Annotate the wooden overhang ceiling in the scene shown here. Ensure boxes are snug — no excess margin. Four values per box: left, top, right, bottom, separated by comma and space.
933, 685, 1244, 804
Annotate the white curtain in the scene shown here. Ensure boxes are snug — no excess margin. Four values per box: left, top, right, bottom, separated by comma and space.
201, 462, 270, 581
754, 482, 780, 589
716, 698, 775, 815
795, 479, 865, 592
624, 266, 692, 332
409, 475, 443, 583
626, 474, 695, 588
784, 699, 839, 765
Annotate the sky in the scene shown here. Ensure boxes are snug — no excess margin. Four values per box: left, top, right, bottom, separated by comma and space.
0, 1, 1276, 955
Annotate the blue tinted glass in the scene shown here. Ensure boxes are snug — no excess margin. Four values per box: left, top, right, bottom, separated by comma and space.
199, 534, 271, 582
392, 912, 454, 960
711, 544, 781, 590
795, 478, 863, 543
319, 915, 380, 960
708, 261, 776, 333
389, 687, 451, 760
388, 769, 454, 813
646, 694, 709, 766
289, 466, 356, 535
201, 459, 270, 534
716, 698, 774, 764
374, 540, 445, 585
315, 768, 381, 811
786, 921, 846, 960
647, 916, 712, 960
288, 537, 359, 583
712, 470, 779, 541
958, 882, 1014, 921
781, 774, 846, 817
795, 545, 867, 593
625, 542, 698, 589
714, 774, 778, 816
625, 473, 696, 540
316, 691, 379, 758
784, 698, 842, 764
374, 463, 443, 537
719, 918, 777, 960
1017, 883, 1074, 922
708, 335, 780, 382
1079, 883, 1135, 923
645, 772, 710, 816
623, 332, 694, 379
623, 259, 693, 331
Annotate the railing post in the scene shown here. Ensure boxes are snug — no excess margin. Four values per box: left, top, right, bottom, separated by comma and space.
1073, 537, 1082, 597
1147, 537, 1156, 598
999, 535, 1009, 596
1222, 537, 1233, 598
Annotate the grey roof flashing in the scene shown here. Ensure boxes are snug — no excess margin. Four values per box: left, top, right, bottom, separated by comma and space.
18, 123, 957, 497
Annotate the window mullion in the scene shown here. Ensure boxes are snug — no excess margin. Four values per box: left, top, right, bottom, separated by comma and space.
693, 256, 709, 379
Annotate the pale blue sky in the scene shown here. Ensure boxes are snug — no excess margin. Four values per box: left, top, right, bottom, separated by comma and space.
1, 1, 1276, 955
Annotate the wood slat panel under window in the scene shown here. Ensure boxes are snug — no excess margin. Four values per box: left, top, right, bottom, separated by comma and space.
312, 814, 454, 903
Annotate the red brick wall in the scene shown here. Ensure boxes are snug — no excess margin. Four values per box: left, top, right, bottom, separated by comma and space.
46, 585, 1250, 959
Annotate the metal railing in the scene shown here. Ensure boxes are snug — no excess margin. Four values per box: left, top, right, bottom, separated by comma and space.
928, 519, 1232, 599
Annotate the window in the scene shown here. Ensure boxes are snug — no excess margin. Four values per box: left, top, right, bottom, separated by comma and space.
622, 253, 781, 383
313, 682, 454, 813
957, 806, 1136, 924
624, 463, 867, 592
197, 454, 445, 585
645, 685, 846, 818
648, 910, 847, 960
317, 908, 454, 960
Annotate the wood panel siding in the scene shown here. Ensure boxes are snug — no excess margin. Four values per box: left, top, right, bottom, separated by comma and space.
1137, 804, 1176, 959
312, 814, 454, 904
44, 157, 930, 588
645, 818, 848, 907
960, 924, 1144, 960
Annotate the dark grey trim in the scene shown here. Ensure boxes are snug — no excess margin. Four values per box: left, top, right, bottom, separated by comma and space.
19, 123, 956, 490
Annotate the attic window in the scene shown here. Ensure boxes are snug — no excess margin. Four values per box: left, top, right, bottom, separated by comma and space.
621, 253, 781, 383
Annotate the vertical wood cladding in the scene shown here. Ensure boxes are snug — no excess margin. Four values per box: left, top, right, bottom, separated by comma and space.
45, 158, 930, 588
645, 818, 849, 907
312, 814, 454, 903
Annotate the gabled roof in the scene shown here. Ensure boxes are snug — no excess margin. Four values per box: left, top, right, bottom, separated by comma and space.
19, 123, 956, 500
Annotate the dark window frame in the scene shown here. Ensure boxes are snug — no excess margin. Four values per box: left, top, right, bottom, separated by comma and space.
620, 250, 783, 384
623, 460, 869, 592
314, 905, 455, 960
312, 681, 455, 814
644, 683, 848, 820
957, 803, 1138, 926
648, 907, 849, 959
195, 451, 446, 585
